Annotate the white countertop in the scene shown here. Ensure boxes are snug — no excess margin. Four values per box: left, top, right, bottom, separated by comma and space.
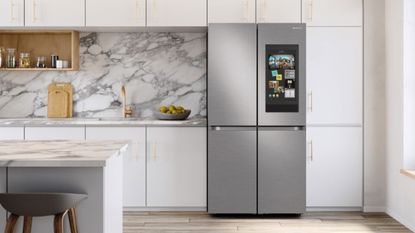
0, 140, 129, 167
0, 117, 206, 127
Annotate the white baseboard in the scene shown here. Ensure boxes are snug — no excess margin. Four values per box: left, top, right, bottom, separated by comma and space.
124, 207, 207, 212
387, 208, 415, 232
306, 207, 362, 212
363, 206, 386, 212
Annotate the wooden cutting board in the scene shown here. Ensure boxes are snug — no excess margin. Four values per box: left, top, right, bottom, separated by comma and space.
48, 83, 73, 118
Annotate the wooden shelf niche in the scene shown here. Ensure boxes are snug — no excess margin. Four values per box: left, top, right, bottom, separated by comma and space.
0, 31, 79, 71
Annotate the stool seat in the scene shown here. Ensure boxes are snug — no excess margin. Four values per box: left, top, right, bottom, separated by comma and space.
0, 193, 87, 216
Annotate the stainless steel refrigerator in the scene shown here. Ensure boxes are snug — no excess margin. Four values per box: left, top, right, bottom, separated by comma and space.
208, 24, 306, 214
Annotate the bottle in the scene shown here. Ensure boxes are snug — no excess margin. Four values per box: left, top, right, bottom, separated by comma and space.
19, 52, 31, 68
6, 48, 16, 68
0, 47, 4, 68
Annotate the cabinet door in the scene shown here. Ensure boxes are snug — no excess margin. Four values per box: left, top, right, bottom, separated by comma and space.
147, 0, 206, 27
0, 0, 24, 26
86, 0, 145, 26
86, 127, 146, 207
0, 127, 24, 139
147, 127, 206, 207
307, 127, 362, 207
25, 0, 85, 26
302, 0, 362, 26
307, 27, 362, 125
257, 0, 301, 23
24, 127, 85, 140
208, 0, 255, 23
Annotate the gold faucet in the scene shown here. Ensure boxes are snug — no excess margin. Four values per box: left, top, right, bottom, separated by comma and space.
121, 85, 133, 118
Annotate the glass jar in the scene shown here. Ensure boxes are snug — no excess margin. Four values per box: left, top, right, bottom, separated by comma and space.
0, 47, 4, 68
19, 52, 31, 68
36, 56, 46, 68
6, 48, 16, 68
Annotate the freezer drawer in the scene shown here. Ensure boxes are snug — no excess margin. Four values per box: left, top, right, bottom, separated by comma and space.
208, 24, 257, 126
208, 127, 257, 214
258, 127, 306, 214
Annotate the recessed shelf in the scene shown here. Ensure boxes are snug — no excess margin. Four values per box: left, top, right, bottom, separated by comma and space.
0, 30, 80, 71
0, 68, 75, 71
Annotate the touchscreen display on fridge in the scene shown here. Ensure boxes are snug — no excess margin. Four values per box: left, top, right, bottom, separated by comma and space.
265, 44, 299, 112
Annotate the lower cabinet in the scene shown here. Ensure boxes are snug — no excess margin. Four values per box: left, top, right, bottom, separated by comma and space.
0, 127, 24, 139
146, 127, 207, 207
306, 127, 362, 208
24, 126, 85, 140
85, 127, 146, 207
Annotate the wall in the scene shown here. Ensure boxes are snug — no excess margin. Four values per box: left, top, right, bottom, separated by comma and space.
384, 0, 415, 231
363, 0, 387, 212
0, 32, 206, 118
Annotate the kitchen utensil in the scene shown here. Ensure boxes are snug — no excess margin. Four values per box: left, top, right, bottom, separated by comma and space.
36, 56, 46, 68
51, 55, 59, 68
153, 109, 191, 120
48, 83, 73, 118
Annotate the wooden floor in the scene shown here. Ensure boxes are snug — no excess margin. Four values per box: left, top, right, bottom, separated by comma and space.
124, 211, 413, 233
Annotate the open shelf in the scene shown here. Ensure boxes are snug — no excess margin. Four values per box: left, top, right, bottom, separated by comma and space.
0, 31, 80, 71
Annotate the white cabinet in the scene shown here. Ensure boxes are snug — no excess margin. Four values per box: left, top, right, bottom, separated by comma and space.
85, 127, 146, 207
147, 0, 206, 27
306, 127, 362, 207
302, 0, 362, 26
208, 0, 255, 23
86, 0, 145, 26
0, 0, 24, 26
25, 0, 85, 26
0, 127, 24, 139
307, 27, 362, 125
257, 0, 301, 23
147, 127, 206, 207
24, 127, 85, 140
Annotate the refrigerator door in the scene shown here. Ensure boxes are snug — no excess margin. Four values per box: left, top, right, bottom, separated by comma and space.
208, 24, 257, 126
258, 127, 306, 214
208, 127, 257, 214
258, 24, 306, 126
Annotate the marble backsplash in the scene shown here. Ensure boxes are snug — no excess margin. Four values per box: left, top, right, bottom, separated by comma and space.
0, 32, 207, 118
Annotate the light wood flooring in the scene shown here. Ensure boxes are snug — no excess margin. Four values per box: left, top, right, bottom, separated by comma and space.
124, 211, 413, 233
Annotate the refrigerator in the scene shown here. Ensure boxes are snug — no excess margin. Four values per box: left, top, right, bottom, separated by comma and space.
208, 24, 306, 214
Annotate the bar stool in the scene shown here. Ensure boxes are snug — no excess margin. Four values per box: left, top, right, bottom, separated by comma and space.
0, 193, 87, 233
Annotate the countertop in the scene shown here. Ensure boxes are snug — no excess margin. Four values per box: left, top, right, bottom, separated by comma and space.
0, 140, 129, 167
0, 117, 207, 127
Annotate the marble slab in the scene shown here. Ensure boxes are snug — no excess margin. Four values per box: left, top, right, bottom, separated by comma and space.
0, 140, 129, 167
0, 117, 206, 127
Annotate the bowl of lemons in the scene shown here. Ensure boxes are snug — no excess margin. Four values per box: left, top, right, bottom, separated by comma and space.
154, 105, 191, 120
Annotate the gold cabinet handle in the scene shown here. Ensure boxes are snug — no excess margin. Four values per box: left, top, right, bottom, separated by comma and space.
307, 0, 313, 22
134, 0, 140, 21
308, 140, 314, 162
151, 142, 157, 161
10, 0, 17, 22
32, 0, 39, 22
243, 0, 249, 22
308, 91, 313, 112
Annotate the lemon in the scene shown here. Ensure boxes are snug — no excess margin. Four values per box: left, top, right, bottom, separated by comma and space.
159, 106, 168, 113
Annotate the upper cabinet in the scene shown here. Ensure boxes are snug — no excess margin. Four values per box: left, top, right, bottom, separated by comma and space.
0, 0, 24, 26
257, 0, 301, 23
208, 0, 255, 23
86, 0, 145, 26
147, 0, 207, 27
25, 0, 85, 27
302, 0, 362, 26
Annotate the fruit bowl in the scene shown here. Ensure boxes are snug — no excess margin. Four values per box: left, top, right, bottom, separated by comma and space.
154, 109, 191, 120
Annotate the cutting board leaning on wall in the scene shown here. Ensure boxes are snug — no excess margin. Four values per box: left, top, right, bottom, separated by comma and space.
48, 83, 73, 118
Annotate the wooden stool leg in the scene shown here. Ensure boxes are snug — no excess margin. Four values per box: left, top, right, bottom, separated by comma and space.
22, 216, 32, 233
53, 210, 68, 233
68, 208, 79, 233
4, 214, 19, 233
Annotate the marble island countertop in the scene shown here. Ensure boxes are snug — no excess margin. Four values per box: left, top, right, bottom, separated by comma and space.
0, 140, 129, 167
0, 117, 206, 127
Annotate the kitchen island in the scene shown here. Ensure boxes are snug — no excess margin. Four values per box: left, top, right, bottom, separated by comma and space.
0, 140, 129, 233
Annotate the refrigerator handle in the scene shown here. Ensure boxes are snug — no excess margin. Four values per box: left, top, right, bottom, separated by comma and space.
210, 126, 257, 131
